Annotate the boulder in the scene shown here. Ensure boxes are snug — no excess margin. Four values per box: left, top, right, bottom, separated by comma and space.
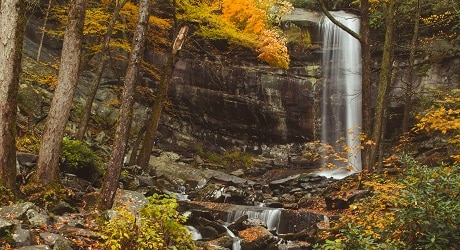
238, 226, 277, 250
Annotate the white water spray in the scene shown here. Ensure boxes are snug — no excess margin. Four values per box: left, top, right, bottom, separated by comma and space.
318, 11, 362, 179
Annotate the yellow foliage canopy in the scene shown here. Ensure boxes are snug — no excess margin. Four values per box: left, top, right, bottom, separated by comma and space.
415, 91, 460, 161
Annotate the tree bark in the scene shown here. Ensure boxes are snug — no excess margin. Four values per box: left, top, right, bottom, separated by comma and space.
36, 0, 88, 185
97, 0, 151, 210
369, 0, 396, 171
137, 25, 188, 170
0, 0, 25, 193
76, 0, 128, 140
402, 0, 421, 134
360, 0, 373, 170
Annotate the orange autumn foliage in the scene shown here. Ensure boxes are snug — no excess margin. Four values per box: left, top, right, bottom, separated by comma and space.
179, 0, 292, 68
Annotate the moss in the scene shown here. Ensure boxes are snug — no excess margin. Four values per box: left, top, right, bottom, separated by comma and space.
60, 137, 104, 183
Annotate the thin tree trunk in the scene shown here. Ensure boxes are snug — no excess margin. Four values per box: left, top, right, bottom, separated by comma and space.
137, 25, 188, 170
97, 0, 150, 210
402, 0, 421, 133
377, 107, 387, 172
76, 0, 128, 140
36, 0, 52, 62
36, 0, 88, 185
369, 0, 396, 170
128, 124, 146, 166
0, 0, 25, 193
360, 0, 373, 171
76, 60, 107, 140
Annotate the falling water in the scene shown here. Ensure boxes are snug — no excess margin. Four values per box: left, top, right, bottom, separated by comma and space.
227, 207, 282, 232
224, 225, 242, 250
318, 11, 362, 178
186, 226, 203, 240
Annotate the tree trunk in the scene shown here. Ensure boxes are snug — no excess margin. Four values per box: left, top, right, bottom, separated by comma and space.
360, 0, 373, 171
36, 0, 88, 185
97, 0, 151, 210
369, 0, 396, 171
377, 107, 387, 172
128, 124, 146, 166
0, 0, 25, 193
402, 0, 421, 134
76, 60, 107, 140
136, 55, 174, 170
137, 25, 188, 170
76, 0, 128, 140
36, 0, 52, 62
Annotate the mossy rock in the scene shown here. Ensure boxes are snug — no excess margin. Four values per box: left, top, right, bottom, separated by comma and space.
61, 137, 104, 183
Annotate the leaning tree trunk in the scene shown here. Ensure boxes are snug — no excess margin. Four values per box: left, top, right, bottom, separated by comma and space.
36, 0, 52, 62
402, 0, 421, 134
76, 0, 128, 140
137, 25, 188, 170
0, 0, 25, 193
36, 0, 88, 185
97, 0, 151, 211
369, 0, 396, 171
128, 124, 146, 166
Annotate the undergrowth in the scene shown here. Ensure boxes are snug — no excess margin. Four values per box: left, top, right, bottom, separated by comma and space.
315, 155, 460, 249
99, 194, 195, 250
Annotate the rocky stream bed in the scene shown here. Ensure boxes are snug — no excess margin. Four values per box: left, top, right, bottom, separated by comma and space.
0, 147, 372, 250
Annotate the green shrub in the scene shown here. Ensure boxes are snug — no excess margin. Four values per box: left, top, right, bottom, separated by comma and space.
100, 194, 195, 250
61, 137, 104, 182
195, 146, 254, 168
315, 155, 460, 250
16, 131, 41, 154
224, 150, 254, 168
20, 183, 75, 211
0, 185, 14, 207
395, 159, 460, 249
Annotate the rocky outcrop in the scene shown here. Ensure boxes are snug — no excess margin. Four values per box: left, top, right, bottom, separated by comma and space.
167, 57, 320, 145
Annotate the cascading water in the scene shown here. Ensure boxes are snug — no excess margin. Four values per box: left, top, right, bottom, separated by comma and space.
227, 208, 282, 232
318, 11, 362, 179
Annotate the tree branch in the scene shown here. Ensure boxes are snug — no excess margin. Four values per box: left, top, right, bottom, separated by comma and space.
317, 0, 361, 42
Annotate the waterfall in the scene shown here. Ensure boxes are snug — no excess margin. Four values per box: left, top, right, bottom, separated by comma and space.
186, 226, 203, 240
227, 207, 282, 233
318, 11, 362, 179
224, 225, 242, 250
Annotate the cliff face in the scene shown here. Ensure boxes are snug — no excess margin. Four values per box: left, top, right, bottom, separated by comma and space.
157, 9, 324, 148
19, 8, 459, 154
167, 58, 320, 144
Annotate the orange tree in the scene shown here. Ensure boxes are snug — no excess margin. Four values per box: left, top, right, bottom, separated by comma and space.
177, 0, 293, 68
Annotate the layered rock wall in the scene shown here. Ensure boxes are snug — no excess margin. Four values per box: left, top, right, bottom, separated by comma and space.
167, 58, 320, 144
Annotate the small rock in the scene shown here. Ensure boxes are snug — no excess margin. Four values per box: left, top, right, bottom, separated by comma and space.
0, 202, 38, 220
16, 245, 51, 250
13, 224, 32, 247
